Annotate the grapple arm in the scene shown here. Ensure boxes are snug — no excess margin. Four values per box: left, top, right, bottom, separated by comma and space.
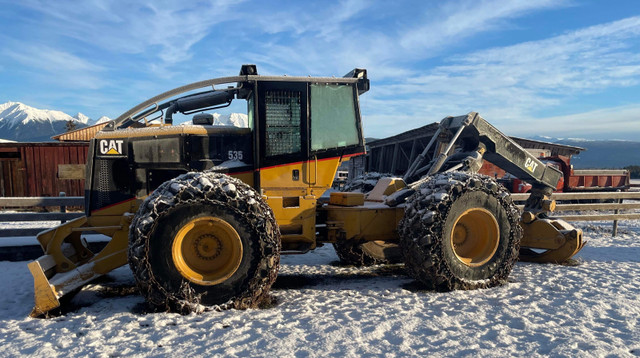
397, 112, 585, 264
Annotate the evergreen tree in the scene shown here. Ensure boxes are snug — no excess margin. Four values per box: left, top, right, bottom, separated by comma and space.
65, 120, 77, 132
623, 165, 640, 179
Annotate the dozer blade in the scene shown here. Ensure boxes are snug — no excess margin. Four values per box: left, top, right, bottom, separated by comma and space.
28, 258, 60, 317
27, 215, 131, 317
28, 254, 105, 317
519, 216, 586, 264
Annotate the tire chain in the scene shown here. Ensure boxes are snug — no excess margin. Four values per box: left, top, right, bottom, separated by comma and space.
398, 172, 522, 291
332, 240, 388, 267
128, 171, 281, 314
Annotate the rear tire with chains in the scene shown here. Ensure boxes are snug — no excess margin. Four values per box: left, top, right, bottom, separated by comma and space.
399, 172, 521, 291
128, 172, 280, 313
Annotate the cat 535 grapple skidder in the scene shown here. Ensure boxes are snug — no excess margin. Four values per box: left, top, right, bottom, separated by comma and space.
28, 65, 584, 316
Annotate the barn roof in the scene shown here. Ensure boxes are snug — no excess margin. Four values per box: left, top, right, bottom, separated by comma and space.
52, 122, 109, 142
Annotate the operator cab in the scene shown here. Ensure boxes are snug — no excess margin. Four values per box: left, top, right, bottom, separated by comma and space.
88, 65, 368, 222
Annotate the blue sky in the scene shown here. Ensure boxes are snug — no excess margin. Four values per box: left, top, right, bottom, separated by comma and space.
1, 0, 639, 140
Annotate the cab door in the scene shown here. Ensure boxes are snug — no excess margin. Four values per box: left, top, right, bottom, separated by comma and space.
257, 82, 310, 193
256, 81, 316, 250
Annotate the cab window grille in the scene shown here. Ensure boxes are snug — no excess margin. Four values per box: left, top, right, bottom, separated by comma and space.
265, 90, 301, 156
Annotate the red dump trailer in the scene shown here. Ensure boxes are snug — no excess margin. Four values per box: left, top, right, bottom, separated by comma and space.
491, 155, 630, 193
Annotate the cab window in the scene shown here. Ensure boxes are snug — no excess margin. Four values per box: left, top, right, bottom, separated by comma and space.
310, 84, 359, 151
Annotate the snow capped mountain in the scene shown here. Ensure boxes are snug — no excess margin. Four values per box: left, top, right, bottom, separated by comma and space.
0, 101, 249, 143
0, 101, 74, 128
0, 102, 80, 142
0, 102, 111, 142
178, 113, 248, 127
73, 113, 91, 125
95, 116, 112, 124
212, 113, 248, 127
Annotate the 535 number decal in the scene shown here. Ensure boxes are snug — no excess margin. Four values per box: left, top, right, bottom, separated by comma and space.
228, 150, 243, 160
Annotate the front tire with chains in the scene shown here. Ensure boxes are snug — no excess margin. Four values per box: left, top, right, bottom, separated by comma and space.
128, 172, 280, 313
399, 172, 521, 291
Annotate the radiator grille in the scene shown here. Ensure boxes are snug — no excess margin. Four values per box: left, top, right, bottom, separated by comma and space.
98, 160, 111, 205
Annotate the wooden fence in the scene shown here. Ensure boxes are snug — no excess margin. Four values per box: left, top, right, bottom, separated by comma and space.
1, 191, 639, 239
0, 194, 84, 237
511, 191, 640, 236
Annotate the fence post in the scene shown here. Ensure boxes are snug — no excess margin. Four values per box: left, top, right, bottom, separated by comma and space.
612, 197, 621, 237
59, 192, 67, 223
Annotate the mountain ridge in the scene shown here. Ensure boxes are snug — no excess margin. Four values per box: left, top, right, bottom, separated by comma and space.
527, 135, 640, 169
0, 101, 249, 142
0, 101, 111, 142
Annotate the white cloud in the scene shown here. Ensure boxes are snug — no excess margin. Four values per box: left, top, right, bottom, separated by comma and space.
3, 45, 106, 89
360, 15, 640, 138
5, 46, 104, 73
399, 0, 566, 54
13, 0, 243, 67
506, 104, 640, 139
235, 0, 570, 82
251, 0, 368, 39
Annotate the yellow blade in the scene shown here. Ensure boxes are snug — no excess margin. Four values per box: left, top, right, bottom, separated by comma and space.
28, 259, 60, 317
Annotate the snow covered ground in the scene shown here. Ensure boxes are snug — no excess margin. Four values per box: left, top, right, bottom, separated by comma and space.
1, 219, 639, 357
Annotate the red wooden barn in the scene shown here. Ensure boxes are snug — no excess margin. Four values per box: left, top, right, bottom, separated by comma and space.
0, 142, 89, 197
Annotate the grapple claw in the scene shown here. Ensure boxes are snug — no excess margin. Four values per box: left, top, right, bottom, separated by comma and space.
519, 216, 586, 264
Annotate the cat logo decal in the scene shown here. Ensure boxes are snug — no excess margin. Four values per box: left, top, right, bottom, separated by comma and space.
524, 157, 538, 173
99, 139, 124, 156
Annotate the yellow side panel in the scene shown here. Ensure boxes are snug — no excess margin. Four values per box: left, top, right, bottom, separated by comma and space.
230, 172, 254, 187
260, 157, 341, 198
95, 125, 251, 139
329, 192, 365, 206
325, 204, 403, 243
266, 196, 317, 246
260, 157, 341, 248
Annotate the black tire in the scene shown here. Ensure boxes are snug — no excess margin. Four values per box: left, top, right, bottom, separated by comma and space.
333, 240, 403, 266
128, 172, 280, 313
399, 172, 521, 291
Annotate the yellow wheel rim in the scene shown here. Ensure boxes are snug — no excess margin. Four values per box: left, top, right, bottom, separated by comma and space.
450, 208, 500, 267
172, 216, 243, 286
